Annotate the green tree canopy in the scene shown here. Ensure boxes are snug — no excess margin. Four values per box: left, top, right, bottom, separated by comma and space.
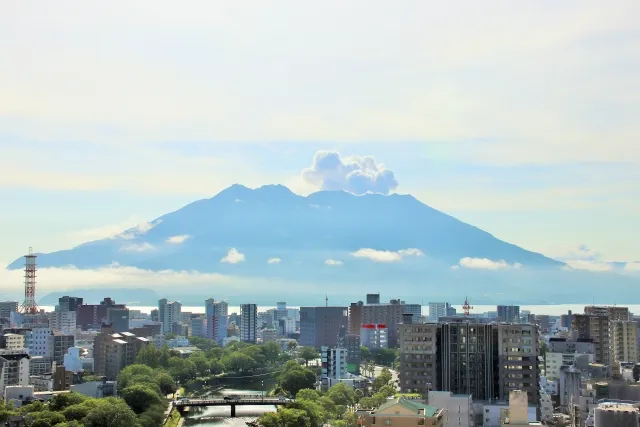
121, 384, 163, 414
298, 347, 319, 366
84, 398, 140, 427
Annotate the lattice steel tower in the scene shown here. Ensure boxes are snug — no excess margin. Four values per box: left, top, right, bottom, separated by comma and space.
20, 247, 39, 314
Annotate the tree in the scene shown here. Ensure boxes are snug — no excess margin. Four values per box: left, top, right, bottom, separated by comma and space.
360, 346, 371, 361
374, 348, 397, 367
223, 352, 257, 373
153, 371, 177, 396
189, 352, 210, 377
48, 392, 89, 411
326, 382, 356, 407
84, 398, 140, 427
209, 359, 224, 375
298, 347, 319, 366
118, 365, 155, 390
279, 367, 316, 396
371, 367, 393, 392
261, 341, 281, 364
121, 384, 162, 414
287, 341, 297, 352
168, 357, 197, 382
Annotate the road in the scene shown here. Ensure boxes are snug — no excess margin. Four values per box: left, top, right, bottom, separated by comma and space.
361, 364, 400, 391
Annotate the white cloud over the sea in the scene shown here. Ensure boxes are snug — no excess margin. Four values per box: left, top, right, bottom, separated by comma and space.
563, 260, 615, 273
456, 257, 522, 270
324, 259, 344, 266
267, 257, 282, 264
351, 248, 424, 263
220, 248, 245, 264
302, 151, 399, 195
166, 235, 191, 244
625, 262, 640, 272
549, 244, 601, 261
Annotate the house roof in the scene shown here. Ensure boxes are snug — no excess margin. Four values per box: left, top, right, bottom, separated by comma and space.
375, 398, 440, 417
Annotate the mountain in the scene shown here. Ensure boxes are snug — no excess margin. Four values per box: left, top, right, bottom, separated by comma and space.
8, 184, 559, 271
11, 184, 639, 304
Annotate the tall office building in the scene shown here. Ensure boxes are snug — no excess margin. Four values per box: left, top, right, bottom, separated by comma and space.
158, 299, 182, 334
428, 302, 452, 322
573, 314, 611, 365
106, 307, 130, 333
399, 316, 539, 404
240, 304, 257, 343
53, 296, 83, 334
205, 299, 229, 344
76, 298, 126, 330
349, 298, 417, 347
300, 306, 348, 348
497, 305, 521, 323
0, 302, 19, 319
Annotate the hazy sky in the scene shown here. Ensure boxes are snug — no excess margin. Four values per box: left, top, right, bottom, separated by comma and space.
1, 0, 639, 271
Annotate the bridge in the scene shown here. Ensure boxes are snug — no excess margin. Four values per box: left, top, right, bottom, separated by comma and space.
174, 395, 291, 417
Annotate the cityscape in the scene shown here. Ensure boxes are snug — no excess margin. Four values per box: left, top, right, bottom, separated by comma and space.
2, 2, 639, 427
0, 251, 637, 426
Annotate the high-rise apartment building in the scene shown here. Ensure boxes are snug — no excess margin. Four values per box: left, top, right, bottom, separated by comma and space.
573, 314, 611, 365
0, 350, 30, 395
497, 305, 521, 323
399, 316, 539, 404
349, 297, 419, 347
321, 346, 347, 387
0, 302, 18, 320
76, 298, 126, 330
300, 306, 348, 348
611, 321, 639, 363
205, 299, 229, 344
158, 299, 182, 334
50, 332, 75, 365
240, 304, 257, 343
94, 325, 151, 380
428, 302, 451, 322
190, 315, 205, 338
360, 323, 388, 349
585, 306, 629, 321
52, 296, 83, 334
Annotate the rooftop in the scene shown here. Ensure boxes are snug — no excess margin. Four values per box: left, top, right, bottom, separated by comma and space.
375, 397, 441, 418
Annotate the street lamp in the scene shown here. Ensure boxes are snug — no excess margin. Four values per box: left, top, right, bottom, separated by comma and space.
261, 380, 264, 401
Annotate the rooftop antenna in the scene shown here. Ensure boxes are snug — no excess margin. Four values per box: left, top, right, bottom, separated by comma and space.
325, 294, 328, 307
19, 247, 39, 314
463, 296, 473, 317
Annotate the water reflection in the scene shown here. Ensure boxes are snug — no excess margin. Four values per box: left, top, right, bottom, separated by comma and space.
183, 389, 276, 427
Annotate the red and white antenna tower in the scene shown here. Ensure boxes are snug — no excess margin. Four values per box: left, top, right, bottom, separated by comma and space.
463, 296, 473, 317
19, 247, 39, 314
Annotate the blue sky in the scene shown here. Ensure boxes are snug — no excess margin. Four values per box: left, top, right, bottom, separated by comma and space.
1, 1, 639, 294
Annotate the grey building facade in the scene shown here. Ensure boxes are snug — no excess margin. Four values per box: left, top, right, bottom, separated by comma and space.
300, 306, 348, 348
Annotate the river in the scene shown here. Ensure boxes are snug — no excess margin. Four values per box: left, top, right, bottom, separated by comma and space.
183, 388, 277, 426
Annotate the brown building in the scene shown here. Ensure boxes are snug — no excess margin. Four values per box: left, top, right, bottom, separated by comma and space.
50, 332, 75, 365
349, 299, 413, 347
573, 314, 610, 365
93, 325, 151, 380
585, 306, 629, 321
357, 397, 444, 427
76, 298, 126, 330
53, 365, 73, 391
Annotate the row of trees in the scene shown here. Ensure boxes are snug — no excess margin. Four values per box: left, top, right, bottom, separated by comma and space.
256, 367, 396, 427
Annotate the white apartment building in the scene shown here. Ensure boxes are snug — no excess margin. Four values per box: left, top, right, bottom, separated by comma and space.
545, 352, 594, 380
360, 323, 388, 349
428, 302, 448, 322
427, 391, 473, 427
158, 299, 182, 334
3, 334, 25, 351
0, 351, 30, 396
205, 299, 228, 344
53, 309, 77, 334
321, 346, 347, 388
611, 321, 639, 363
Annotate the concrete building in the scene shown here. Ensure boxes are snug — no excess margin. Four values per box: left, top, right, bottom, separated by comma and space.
612, 321, 639, 363
50, 332, 74, 365
357, 398, 445, 427
158, 299, 182, 334
574, 314, 611, 365
338, 326, 361, 374
300, 306, 348, 348
585, 305, 630, 321
52, 296, 83, 334
545, 352, 594, 381
497, 305, 520, 323
205, 299, 228, 344
0, 351, 30, 396
427, 391, 473, 427
93, 325, 150, 380
106, 308, 130, 333
548, 337, 595, 354
360, 323, 388, 349
429, 302, 454, 322
0, 302, 18, 320
71, 380, 117, 398
559, 365, 582, 409
593, 401, 640, 427
399, 317, 539, 404
349, 297, 419, 347
76, 298, 126, 330
63, 347, 92, 373
259, 328, 279, 343
189, 315, 205, 338
240, 304, 257, 344
2, 334, 25, 351
321, 346, 347, 387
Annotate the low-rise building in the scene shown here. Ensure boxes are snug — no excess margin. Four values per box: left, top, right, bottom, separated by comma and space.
357, 397, 444, 426
427, 391, 473, 427
0, 351, 30, 396
71, 380, 117, 398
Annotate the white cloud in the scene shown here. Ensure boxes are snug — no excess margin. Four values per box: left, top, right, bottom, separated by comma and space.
118, 220, 162, 240
166, 235, 191, 245
548, 244, 601, 261
302, 151, 399, 195
563, 260, 614, 273
267, 257, 282, 264
0, 263, 240, 295
625, 262, 640, 272
324, 259, 344, 266
119, 242, 155, 253
70, 216, 145, 242
220, 248, 245, 264
351, 248, 424, 263
457, 257, 522, 270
